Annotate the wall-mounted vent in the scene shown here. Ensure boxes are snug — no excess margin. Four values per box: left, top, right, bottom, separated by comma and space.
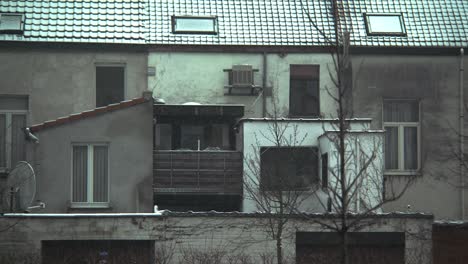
231, 65, 254, 87
224, 65, 260, 95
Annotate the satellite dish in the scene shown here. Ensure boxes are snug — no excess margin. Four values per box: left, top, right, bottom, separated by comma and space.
2, 161, 38, 213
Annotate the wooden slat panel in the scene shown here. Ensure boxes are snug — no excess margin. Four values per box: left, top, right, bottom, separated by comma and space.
153, 150, 243, 194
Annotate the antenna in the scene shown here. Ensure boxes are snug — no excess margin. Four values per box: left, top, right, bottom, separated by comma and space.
2, 161, 44, 213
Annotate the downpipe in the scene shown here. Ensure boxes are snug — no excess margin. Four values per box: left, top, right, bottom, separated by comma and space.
460, 48, 465, 220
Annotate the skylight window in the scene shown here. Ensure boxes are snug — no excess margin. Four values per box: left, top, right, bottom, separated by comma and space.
364, 13, 406, 36
0, 13, 24, 33
172, 16, 217, 34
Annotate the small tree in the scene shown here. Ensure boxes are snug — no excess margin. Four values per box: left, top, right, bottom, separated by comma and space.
296, 1, 417, 263
244, 101, 319, 264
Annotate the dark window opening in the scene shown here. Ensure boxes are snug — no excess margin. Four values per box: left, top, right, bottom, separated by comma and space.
321, 153, 328, 189
155, 194, 241, 212
260, 147, 318, 191
290, 65, 320, 117
96, 66, 124, 107
296, 232, 405, 264
155, 123, 231, 150
42, 240, 154, 264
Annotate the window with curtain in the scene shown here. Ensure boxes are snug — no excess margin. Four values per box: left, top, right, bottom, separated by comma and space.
72, 144, 109, 206
383, 100, 420, 171
0, 95, 28, 171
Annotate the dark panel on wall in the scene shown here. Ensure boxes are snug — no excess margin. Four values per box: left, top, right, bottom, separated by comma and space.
42, 240, 154, 264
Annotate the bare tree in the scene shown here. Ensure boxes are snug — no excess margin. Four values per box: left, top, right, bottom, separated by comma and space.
243, 99, 320, 264
293, 1, 418, 263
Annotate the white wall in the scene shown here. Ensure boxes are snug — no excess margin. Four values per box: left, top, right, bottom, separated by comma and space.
319, 132, 384, 212
240, 119, 373, 212
148, 52, 337, 118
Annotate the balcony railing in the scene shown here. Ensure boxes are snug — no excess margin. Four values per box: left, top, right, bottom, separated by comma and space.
153, 150, 243, 194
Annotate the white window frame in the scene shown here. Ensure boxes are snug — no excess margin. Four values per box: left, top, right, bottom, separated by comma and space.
172, 16, 217, 34
70, 143, 110, 208
383, 100, 421, 174
0, 110, 28, 172
364, 13, 406, 36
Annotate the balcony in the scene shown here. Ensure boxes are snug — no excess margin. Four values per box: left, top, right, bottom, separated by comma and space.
153, 150, 243, 194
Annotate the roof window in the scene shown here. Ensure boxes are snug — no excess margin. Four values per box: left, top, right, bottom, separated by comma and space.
172, 16, 217, 34
0, 13, 24, 33
364, 13, 406, 36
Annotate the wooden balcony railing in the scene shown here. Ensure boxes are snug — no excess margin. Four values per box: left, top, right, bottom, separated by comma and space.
153, 150, 243, 194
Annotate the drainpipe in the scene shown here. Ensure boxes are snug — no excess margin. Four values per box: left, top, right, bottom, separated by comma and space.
460, 47, 465, 220
262, 52, 267, 117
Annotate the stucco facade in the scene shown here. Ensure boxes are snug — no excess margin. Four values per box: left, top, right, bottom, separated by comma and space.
240, 119, 383, 213
351, 53, 468, 219
148, 52, 337, 118
25, 101, 153, 213
0, 46, 148, 125
0, 213, 433, 264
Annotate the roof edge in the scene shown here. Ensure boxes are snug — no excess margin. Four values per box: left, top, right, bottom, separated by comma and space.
29, 97, 150, 133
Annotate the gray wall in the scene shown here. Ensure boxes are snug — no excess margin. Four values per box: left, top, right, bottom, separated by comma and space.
351, 53, 468, 219
148, 52, 337, 118
0, 213, 433, 264
0, 47, 148, 125
30, 102, 153, 213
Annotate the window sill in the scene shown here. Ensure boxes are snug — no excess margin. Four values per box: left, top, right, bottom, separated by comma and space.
69, 202, 110, 209
384, 170, 421, 177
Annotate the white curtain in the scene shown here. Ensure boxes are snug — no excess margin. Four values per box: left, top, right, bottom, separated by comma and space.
11, 114, 26, 166
72, 146, 88, 202
0, 114, 5, 167
93, 146, 108, 202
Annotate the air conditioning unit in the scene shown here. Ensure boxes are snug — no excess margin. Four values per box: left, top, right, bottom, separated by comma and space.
224, 65, 260, 95
231, 65, 254, 87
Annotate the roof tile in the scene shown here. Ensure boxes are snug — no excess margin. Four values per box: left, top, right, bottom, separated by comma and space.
0, 0, 145, 44
29, 97, 149, 133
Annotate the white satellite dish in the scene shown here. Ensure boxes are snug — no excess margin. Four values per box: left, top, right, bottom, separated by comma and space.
2, 161, 43, 213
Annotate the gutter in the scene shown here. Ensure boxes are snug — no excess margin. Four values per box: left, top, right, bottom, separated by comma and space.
23, 127, 39, 143
460, 48, 465, 220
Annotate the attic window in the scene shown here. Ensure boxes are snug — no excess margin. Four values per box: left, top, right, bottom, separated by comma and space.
364, 13, 406, 36
172, 16, 217, 34
0, 13, 24, 33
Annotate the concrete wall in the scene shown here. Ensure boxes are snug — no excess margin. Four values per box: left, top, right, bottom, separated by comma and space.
351, 54, 468, 219
0, 213, 433, 264
0, 47, 148, 125
240, 119, 373, 212
29, 102, 153, 213
148, 52, 337, 118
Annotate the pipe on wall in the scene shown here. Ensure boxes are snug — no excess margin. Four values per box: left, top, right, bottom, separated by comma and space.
262, 52, 267, 117
460, 47, 465, 220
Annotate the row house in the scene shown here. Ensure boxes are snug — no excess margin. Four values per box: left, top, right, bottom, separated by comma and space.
0, 0, 465, 263
0, 0, 466, 218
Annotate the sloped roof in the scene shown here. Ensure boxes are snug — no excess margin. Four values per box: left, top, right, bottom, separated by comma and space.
146, 0, 335, 46
0, 0, 466, 48
29, 97, 149, 133
0, 0, 145, 43
337, 0, 468, 48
